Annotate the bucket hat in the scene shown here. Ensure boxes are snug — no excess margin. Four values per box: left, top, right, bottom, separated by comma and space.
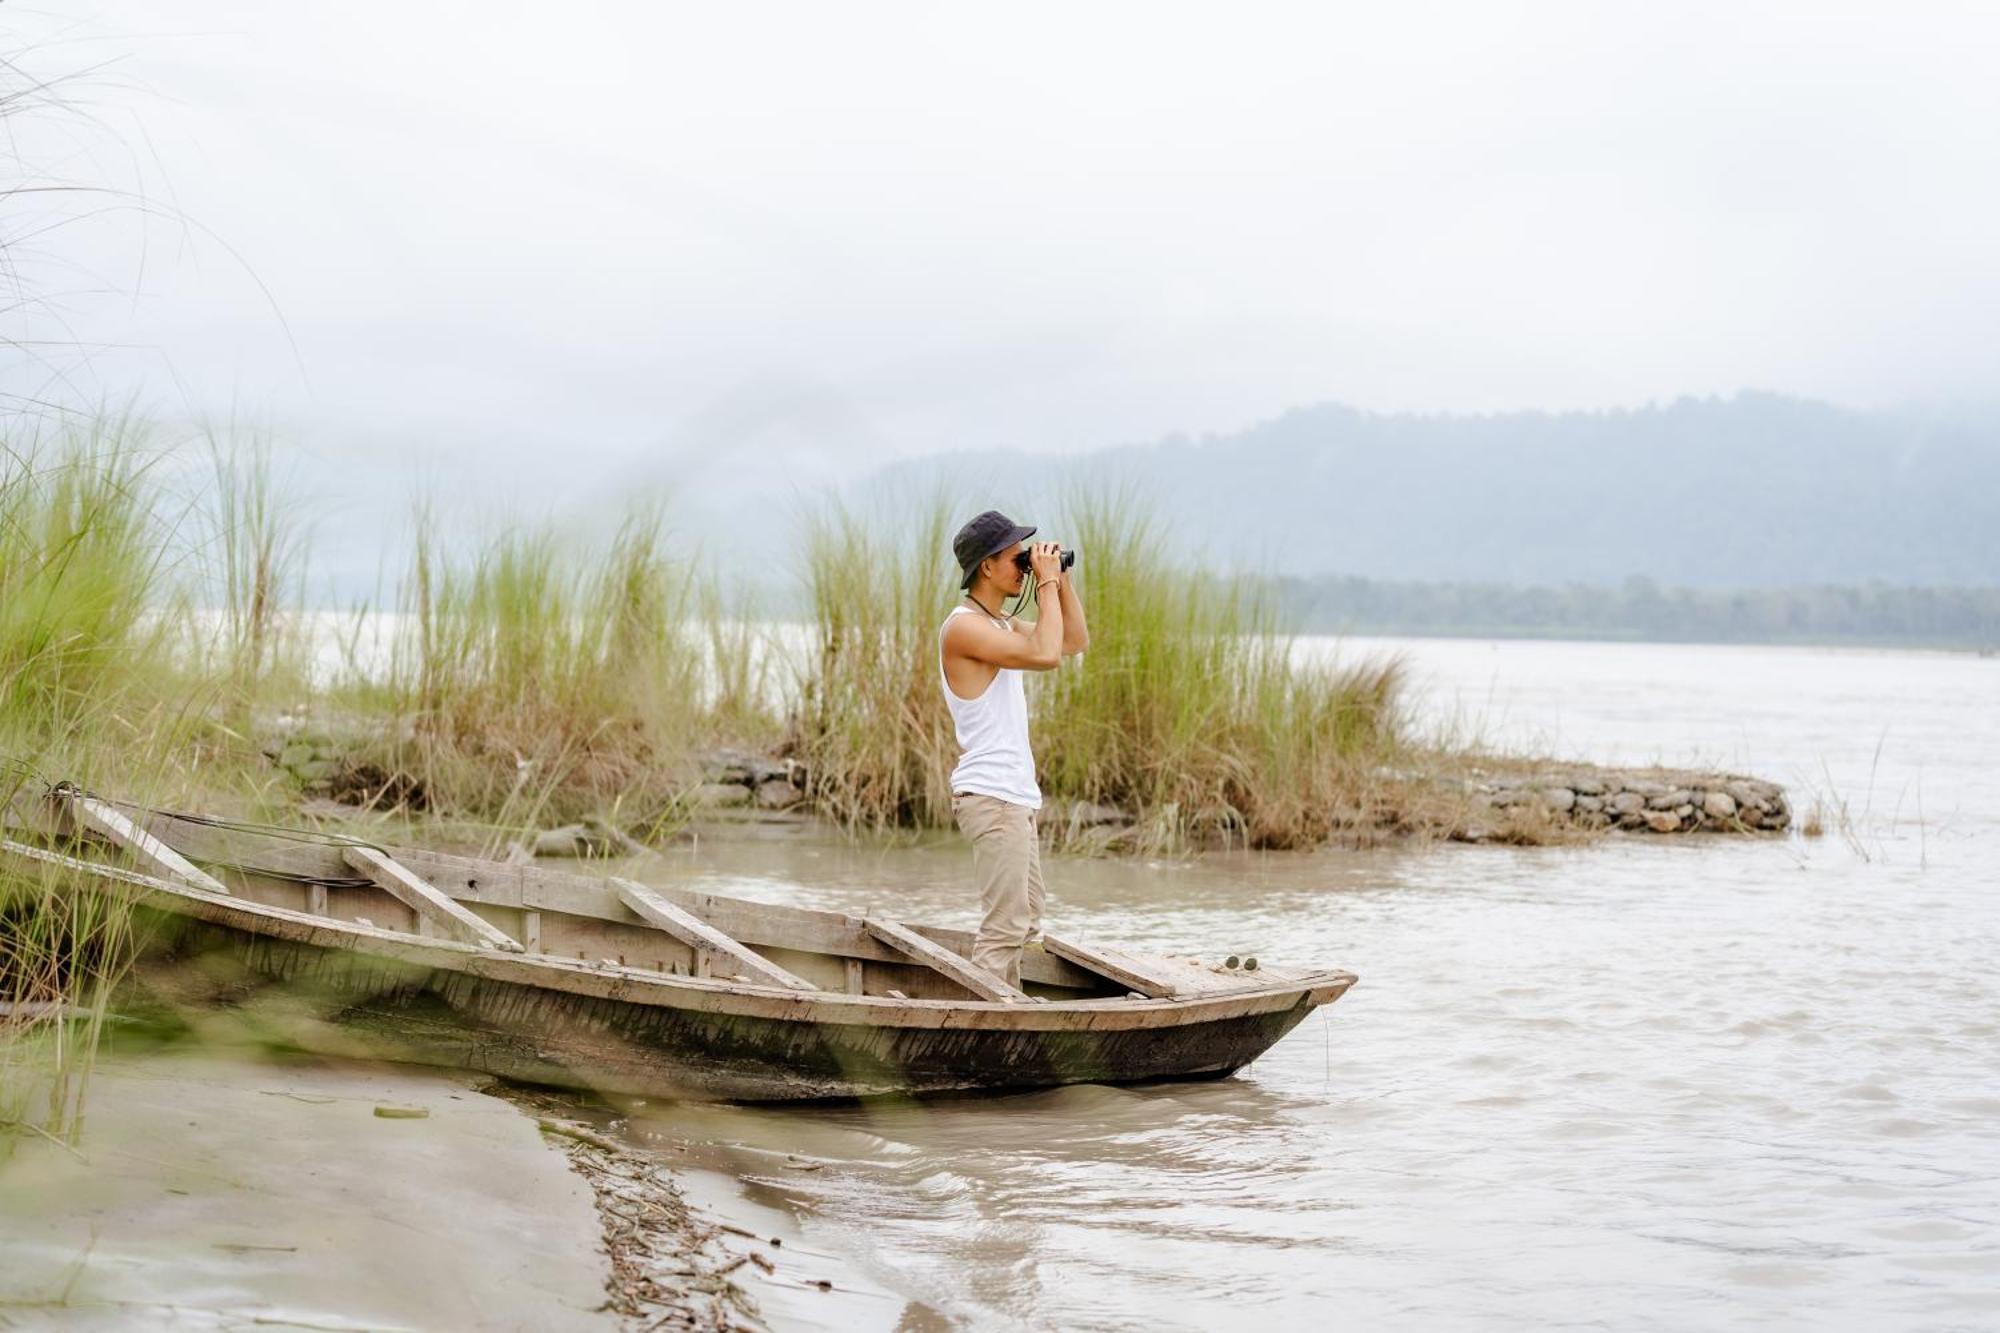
952, 510, 1036, 590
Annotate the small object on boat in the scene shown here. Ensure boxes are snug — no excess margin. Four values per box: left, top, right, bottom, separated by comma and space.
373, 1105, 428, 1120
1224, 955, 1241, 969
0, 785, 1356, 1102
1243, 957, 1259, 972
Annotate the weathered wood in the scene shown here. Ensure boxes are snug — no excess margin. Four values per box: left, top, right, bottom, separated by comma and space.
5, 826, 1353, 1023
523, 910, 542, 953
844, 958, 864, 995
306, 883, 329, 916
5, 789, 1364, 1098
610, 878, 816, 991
341, 846, 522, 953
1044, 936, 1184, 999
67, 795, 230, 895
15, 804, 1115, 990
863, 917, 1029, 1003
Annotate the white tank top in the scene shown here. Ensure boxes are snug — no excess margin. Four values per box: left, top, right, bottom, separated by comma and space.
939, 606, 1042, 809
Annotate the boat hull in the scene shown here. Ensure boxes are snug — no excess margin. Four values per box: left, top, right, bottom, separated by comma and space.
129, 912, 1335, 1101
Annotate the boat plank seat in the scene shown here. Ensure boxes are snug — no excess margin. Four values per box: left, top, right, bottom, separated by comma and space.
610, 878, 817, 991
8, 802, 1116, 993
1043, 935, 1183, 999
342, 846, 523, 952
863, 917, 1030, 1003
66, 794, 231, 896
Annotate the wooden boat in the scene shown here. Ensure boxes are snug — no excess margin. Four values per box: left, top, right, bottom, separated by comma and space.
0, 785, 1356, 1101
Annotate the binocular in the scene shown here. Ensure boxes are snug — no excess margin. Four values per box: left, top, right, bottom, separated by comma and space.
1015, 547, 1076, 575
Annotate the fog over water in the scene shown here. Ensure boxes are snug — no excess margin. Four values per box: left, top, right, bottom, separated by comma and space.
9, 3, 2000, 515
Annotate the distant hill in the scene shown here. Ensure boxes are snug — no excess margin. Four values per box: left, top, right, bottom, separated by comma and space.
860, 393, 2000, 588
1271, 575, 2000, 649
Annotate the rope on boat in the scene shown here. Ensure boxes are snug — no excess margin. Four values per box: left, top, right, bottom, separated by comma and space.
1, 754, 377, 890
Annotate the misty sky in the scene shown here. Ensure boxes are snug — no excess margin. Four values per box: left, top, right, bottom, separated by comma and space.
7, 1, 2000, 508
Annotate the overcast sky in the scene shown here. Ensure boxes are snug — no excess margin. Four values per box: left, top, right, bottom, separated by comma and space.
7, 1, 2000, 509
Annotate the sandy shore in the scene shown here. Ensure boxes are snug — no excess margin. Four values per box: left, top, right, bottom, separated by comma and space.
0, 1044, 893, 1330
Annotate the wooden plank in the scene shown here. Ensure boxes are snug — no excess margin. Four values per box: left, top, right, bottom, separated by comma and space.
67, 795, 231, 895
306, 883, 329, 916
610, 878, 817, 992
342, 846, 522, 952
862, 917, 1029, 1003
523, 910, 542, 953
376, 844, 1101, 990
1043, 935, 1183, 999
7, 799, 1106, 990
844, 958, 864, 995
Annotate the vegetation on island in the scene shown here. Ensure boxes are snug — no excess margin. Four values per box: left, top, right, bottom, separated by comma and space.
0, 429, 1426, 1136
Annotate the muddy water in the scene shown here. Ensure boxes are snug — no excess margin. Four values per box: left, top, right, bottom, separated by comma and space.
624, 639, 2000, 1331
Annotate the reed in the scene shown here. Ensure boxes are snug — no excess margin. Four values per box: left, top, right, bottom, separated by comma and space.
791, 488, 1409, 850
199, 428, 311, 727
793, 498, 960, 833
361, 501, 722, 829
0, 425, 193, 1145
1036, 489, 1406, 850
0, 424, 178, 743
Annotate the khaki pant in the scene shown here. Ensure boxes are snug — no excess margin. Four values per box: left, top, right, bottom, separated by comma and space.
951, 793, 1046, 988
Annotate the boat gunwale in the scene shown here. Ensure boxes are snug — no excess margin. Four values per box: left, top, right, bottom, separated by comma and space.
0, 834, 1358, 1033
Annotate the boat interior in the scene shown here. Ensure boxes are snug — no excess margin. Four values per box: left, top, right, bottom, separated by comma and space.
2, 788, 1261, 1007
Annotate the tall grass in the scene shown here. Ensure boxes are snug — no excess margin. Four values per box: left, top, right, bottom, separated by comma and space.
200, 428, 310, 725
792, 489, 1408, 850
0, 425, 179, 752
794, 499, 960, 833
0, 850, 138, 1148
366, 501, 721, 829
1039, 491, 1405, 849
0, 425, 191, 1145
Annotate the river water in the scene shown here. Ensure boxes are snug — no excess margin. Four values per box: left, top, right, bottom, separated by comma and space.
622, 637, 1999, 1331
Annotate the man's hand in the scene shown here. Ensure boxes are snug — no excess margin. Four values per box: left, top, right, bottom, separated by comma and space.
1028, 540, 1062, 585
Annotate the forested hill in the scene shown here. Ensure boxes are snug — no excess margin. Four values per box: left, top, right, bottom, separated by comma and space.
875, 394, 2000, 588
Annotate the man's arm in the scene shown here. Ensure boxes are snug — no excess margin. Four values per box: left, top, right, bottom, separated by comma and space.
1056, 567, 1089, 656
952, 543, 1066, 671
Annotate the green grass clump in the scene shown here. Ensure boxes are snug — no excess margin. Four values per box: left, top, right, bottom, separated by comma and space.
791, 488, 1408, 850
1034, 491, 1404, 850
0, 425, 193, 1145
362, 501, 724, 828
1, 424, 179, 749
198, 428, 311, 728
793, 499, 960, 833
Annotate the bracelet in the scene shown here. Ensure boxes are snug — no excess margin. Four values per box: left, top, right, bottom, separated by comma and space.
1036, 577, 1061, 592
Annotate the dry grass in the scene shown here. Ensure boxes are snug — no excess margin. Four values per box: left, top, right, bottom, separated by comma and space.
346, 501, 718, 829
1036, 491, 1407, 851
790, 489, 1412, 851
791, 499, 961, 834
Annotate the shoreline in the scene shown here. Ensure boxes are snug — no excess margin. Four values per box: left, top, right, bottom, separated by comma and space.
261, 724, 1794, 859
0, 1041, 900, 1331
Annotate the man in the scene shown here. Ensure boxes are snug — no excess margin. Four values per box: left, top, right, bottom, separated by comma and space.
938, 509, 1090, 989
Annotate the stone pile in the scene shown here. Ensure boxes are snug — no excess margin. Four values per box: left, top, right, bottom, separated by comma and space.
685, 748, 806, 813
1473, 768, 1790, 834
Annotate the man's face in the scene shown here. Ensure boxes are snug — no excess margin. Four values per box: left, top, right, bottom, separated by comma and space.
984, 542, 1028, 596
